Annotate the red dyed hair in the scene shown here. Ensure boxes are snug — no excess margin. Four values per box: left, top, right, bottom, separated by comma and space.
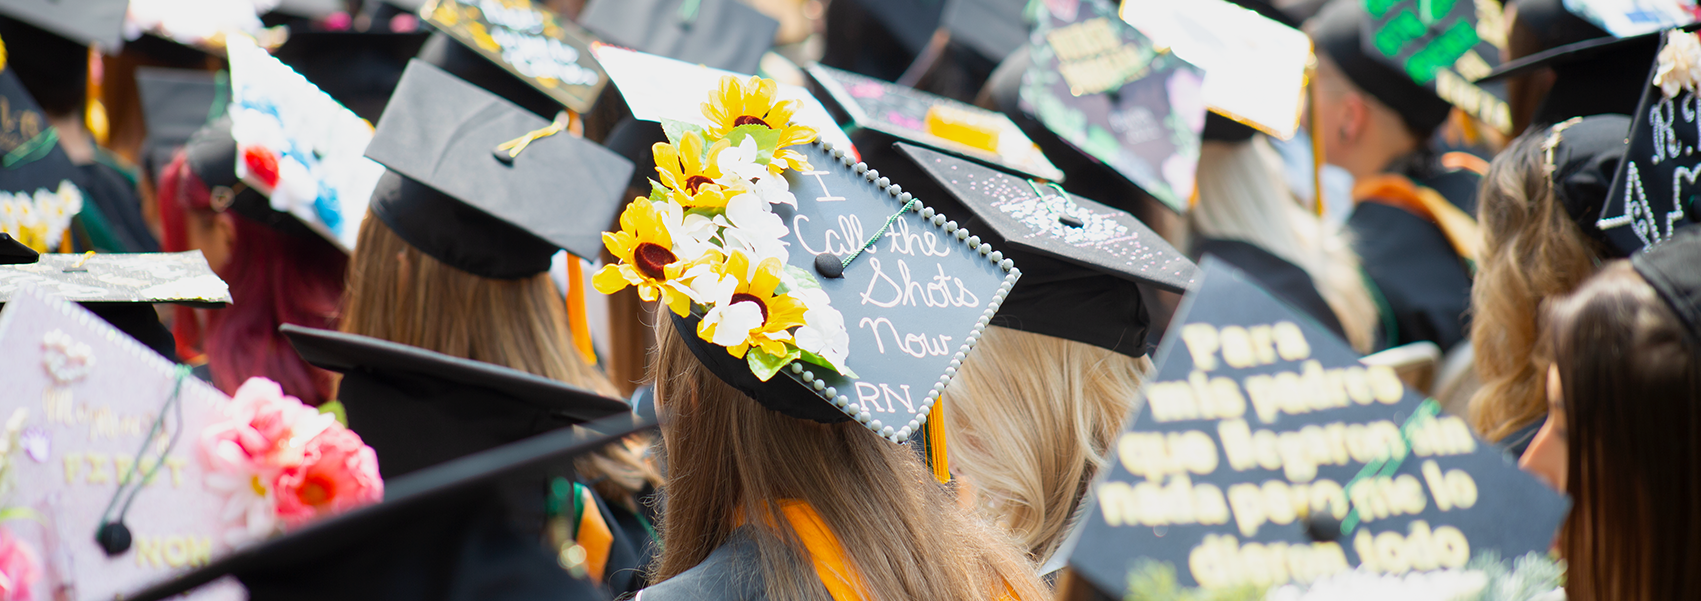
157, 151, 347, 405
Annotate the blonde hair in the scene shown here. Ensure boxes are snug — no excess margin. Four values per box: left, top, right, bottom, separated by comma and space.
649, 317, 1048, 601
942, 326, 1150, 562
1468, 131, 1603, 441
1191, 138, 1380, 353
341, 211, 661, 499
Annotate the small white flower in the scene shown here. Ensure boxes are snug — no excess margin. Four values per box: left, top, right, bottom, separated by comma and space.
1656, 31, 1701, 99
714, 192, 790, 263
715, 136, 798, 208
794, 294, 851, 373
705, 301, 766, 347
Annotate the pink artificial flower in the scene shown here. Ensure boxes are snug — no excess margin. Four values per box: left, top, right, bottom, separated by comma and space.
200, 379, 336, 474
0, 526, 40, 601
272, 426, 383, 528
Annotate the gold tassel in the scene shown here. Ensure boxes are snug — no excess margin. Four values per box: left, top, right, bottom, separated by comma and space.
86, 47, 108, 146
1306, 55, 1326, 219
927, 397, 949, 484
566, 256, 596, 365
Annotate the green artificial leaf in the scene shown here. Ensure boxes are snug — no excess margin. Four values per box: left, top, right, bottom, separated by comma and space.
649, 179, 671, 204
319, 399, 349, 427
661, 118, 707, 148
748, 345, 802, 381
797, 348, 857, 379
725, 124, 782, 164
774, 264, 823, 296
684, 206, 724, 219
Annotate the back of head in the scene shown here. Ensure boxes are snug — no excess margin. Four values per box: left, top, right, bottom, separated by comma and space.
1308, 0, 1453, 141
155, 150, 346, 405
339, 208, 614, 396
1191, 138, 1379, 352
1543, 260, 1701, 601
1469, 118, 1619, 441
0, 14, 87, 117
649, 315, 1045, 601
941, 325, 1149, 562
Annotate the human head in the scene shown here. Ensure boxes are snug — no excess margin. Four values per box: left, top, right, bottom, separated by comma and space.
941, 325, 1150, 561
648, 315, 1047, 600
1521, 259, 1701, 600
1307, 0, 1452, 180
1469, 116, 1625, 442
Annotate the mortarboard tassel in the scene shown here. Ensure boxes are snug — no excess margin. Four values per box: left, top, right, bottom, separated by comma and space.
567, 256, 596, 365
926, 397, 949, 484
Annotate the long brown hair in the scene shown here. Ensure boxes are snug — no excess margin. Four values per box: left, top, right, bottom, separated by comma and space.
649, 317, 1048, 601
340, 211, 661, 500
1468, 131, 1603, 441
1544, 261, 1701, 601
943, 326, 1149, 562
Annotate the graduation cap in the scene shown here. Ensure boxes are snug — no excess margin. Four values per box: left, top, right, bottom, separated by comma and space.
267, 0, 346, 20
1633, 225, 1701, 341
0, 250, 231, 306
894, 142, 1196, 357
1598, 29, 1701, 257
123, 0, 268, 57
120, 409, 653, 601
1309, 0, 1458, 139
0, 284, 243, 599
1065, 257, 1568, 596
0, 67, 92, 254
1351, 0, 1513, 134
844, 0, 950, 56
1527, 114, 1631, 257
1001, 0, 1209, 213
1477, 0, 1690, 129
939, 0, 1032, 64
1120, 0, 1313, 140
591, 44, 855, 152
578, 0, 780, 76
223, 34, 386, 252
363, 59, 634, 278
0, 0, 128, 50
135, 67, 227, 183
272, 30, 431, 123
418, 0, 608, 114
807, 62, 1064, 181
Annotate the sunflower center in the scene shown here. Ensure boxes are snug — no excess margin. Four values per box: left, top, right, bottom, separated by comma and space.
734, 115, 770, 128
730, 292, 768, 323
634, 243, 677, 280
685, 175, 716, 195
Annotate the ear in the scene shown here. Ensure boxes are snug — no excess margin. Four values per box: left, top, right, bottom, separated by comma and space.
1339, 93, 1370, 145
213, 213, 238, 263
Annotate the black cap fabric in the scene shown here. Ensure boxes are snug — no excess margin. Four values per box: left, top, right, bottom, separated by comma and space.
0, 0, 128, 49
807, 62, 1063, 181
135, 67, 226, 182
578, 0, 779, 76
268, 0, 344, 19
272, 31, 431, 123
0, 232, 34, 263
940, 0, 1031, 63
364, 60, 634, 277
1540, 115, 1631, 253
1014, 0, 1208, 213
896, 142, 1196, 356
1599, 31, 1701, 257
1066, 257, 1569, 595
847, 0, 948, 55
419, 0, 607, 114
1352, 0, 1512, 133
0, 251, 231, 306
1478, 0, 1681, 128
122, 411, 652, 601
225, 35, 385, 252
1311, 0, 1457, 138
1632, 226, 1701, 341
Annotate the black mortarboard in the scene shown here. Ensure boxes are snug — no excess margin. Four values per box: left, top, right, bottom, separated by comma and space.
1351, 0, 1513, 134
267, 0, 345, 19
364, 60, 633, 278
419, 0, 608, 114
895, 142, 1196, 357
1001, 0, 1209, 214
0, 0, 128, 49
1478, 0, 1685, 128
1599, 30, 1701, 257
808, 62, 1064, 181
1632, 226, 1701, 341
939, 0, 1030, 64
1310, 0, 1457, 138
123, 411, 652, 601
0, 250, 225, 356
0, 232, 33, 263
846, 0, 949, 56
135, 67, 226, 183
222, 35, 386, 251
578, 0, 779, 76
272, 30, 431, 123
1537, 114, 1631, 254
1066, 257, 1568, 595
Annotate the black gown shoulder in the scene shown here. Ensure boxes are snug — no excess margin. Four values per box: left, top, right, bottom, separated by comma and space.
1193, 238, 1350, 344
1346, 202, 1472, 351
76, 155, 159, 252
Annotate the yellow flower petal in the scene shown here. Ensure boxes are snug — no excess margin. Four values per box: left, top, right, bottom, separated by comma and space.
592, 264, 632, 294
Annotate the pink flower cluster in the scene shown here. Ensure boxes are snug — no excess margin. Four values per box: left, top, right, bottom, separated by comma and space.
0, 526, 38, 601
199, 379, 382, 542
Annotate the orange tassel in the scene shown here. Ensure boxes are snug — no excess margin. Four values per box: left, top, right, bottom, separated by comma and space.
566, 256, 596, 365
927, 398, 949, 484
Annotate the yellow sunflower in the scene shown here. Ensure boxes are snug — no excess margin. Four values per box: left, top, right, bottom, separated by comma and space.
652, 132, 732, 208
697, 252, 808, 359
700, 75, 818, 153
592, 197, 697, 316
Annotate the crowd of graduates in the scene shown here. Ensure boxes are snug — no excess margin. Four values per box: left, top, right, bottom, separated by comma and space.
1, 0, 1700, 600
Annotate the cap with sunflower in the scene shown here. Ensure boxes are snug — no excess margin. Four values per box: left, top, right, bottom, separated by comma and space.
593, 75, 854, 382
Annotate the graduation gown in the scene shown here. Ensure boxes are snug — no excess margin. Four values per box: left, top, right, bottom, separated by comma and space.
1347, 159, 1481, 352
